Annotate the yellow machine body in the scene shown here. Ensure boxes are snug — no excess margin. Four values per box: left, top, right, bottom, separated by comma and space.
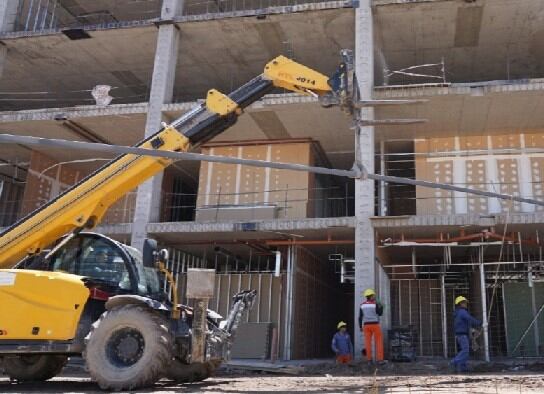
0, 270, 89, 340
264, 55, 332, 95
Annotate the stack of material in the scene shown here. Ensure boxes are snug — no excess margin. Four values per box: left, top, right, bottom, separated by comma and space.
231, 322, 272, 359
389, 326, 417, 362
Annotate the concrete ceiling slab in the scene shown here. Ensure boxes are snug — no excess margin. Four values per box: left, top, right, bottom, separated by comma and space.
0, 8, 354, 111
174, 9, 354, 100
0, 26, 158, 110
375, 0, 544, 84
374, 81, 544, 141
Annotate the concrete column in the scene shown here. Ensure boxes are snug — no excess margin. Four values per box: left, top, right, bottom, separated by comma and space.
0, 1, 19, 31
353, 0, 376, 357
131, 0, 183, 251
0, 1, 20, 76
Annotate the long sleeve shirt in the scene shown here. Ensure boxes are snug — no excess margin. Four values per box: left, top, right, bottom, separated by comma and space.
359, 300, 384, 327
453, 307, 481, 335
331, 331, 353, 356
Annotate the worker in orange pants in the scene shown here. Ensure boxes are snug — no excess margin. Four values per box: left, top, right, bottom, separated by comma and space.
359, 288, 386, 364
363, 322, 383, 362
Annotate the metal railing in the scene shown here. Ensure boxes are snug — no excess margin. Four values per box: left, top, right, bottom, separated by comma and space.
7, 0, 163, 33
5, 0, 341, 33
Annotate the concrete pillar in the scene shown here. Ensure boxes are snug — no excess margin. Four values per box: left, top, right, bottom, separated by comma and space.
0, 1, 20, 76
353, 0, 376, 357
131, 0, 183, 251
0, 0, 19, 32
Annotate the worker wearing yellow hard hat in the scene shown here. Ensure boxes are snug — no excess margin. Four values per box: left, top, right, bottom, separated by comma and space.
359, 288, 386, 365
451, 295, 482, 373
331, 321, 353, 364
455, 296, 467, 305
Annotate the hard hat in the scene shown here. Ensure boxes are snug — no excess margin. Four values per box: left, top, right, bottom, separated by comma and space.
363, 289, 375, 297
337, 321, 347, 329
455, 296, 468, 305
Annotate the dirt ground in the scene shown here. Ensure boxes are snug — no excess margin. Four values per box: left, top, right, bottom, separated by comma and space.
1, 361, 544, 393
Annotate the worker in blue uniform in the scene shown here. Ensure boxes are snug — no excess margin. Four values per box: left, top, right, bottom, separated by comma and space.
451, 296, 482, 372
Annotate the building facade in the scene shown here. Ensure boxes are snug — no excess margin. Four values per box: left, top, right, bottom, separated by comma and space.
0, 0, 543, 359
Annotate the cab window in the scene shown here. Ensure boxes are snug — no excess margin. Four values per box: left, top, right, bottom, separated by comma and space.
50, 236, 130, 288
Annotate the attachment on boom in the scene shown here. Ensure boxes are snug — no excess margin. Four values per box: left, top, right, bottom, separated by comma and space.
264, 55, 332, 96
206, 89, 240, 116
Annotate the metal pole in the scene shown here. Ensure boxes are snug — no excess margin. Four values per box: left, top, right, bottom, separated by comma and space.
530, 266, 540, 356
440, 274, 448, 358
479, 247, 490, 362
379, 140, 386, 216
49, 0, 58, 29
25, 0, 35, 31
283, 245, 292, 360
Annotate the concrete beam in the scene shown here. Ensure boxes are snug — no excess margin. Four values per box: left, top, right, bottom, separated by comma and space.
146, 216, 356, 234
373, 0, 450, 6
131, 0, 184, 251
371, 212, 544, 229
354, 0, 379, 357
0, 94, 317, 123
375, 79, 544, 99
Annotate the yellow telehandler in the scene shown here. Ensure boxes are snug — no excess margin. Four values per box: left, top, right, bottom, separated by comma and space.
0, 54, 351, 390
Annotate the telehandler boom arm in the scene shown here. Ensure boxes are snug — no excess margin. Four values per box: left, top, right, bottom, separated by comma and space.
0, 56, 337, 267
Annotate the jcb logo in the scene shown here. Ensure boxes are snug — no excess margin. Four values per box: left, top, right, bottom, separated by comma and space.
0, 329, 7, 335
278, 72, 293, 81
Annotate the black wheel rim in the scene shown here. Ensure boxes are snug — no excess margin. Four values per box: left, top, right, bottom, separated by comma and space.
106, 328, 145, 367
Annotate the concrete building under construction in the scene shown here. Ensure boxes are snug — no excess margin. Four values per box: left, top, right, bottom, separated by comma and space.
0, 0, 543, 361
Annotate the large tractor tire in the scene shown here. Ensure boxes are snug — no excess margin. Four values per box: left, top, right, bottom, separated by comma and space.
165, 359, 219, 382
2, 355, 67, 382
83, 304, 172, 391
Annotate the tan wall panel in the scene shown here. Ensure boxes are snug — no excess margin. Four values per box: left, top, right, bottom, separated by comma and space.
526, 133, 544, 148
466, 159, 488, 214
460, 135, 487, 151
239, 146, 267, 206
429, 137, 455, 153
497, 158, 522, 212
196, 141, 314, 219
414, 132, 544, 215
196, 160, 210, 208
415, 158, 453, 215
491, 134, 521, 149
210, 146, 239, 206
